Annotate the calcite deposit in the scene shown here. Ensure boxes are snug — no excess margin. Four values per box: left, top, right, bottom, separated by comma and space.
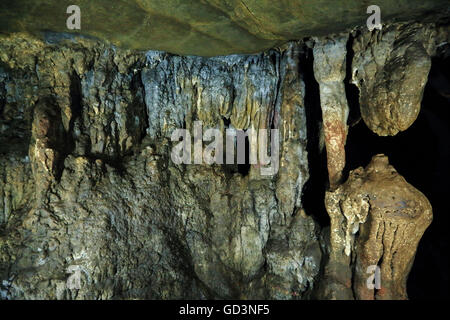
319, 155, 433, 300
351, 23, 448, 136
313, 35, 349, 189
0, 13, 448, 299
0, 34, 320, 299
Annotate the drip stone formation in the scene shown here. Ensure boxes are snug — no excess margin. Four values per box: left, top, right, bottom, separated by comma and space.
0, 1, 448, 300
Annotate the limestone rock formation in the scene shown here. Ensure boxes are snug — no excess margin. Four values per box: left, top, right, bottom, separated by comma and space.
0, 34, 321, 299
313, 35, 349, 189
351, 23, 449, 136
0, 16, 448, 299
320, 155, 432, 300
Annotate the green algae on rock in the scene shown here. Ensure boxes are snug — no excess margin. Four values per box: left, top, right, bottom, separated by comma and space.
0, 0, 449, 56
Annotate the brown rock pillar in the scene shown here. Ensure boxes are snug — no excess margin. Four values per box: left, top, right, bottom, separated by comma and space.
313, 36, 349, 189
320, 154, 432, 300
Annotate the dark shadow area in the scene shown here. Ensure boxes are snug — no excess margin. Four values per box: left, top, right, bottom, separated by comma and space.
237, 134, 251, 176
0, 67, 31, 157
344, 54, 449, 299
221, 121, 251, 178
0, 81, 5, 116
344, 32, 362, 129
300, 44, 330, 227
56, 70, 83, 181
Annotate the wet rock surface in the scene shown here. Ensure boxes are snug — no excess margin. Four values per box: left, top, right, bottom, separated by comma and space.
0, 34, 320, 299
0, 18, 448, 299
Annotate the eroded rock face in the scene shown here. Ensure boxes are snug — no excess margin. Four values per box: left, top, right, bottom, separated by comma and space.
0, 34, 321, 299
351, 23, 448, 136
0, 19, 447, 300
320, 155, 432, 300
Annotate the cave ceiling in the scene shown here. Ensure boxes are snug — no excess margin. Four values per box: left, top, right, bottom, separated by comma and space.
1, 0, 449, 56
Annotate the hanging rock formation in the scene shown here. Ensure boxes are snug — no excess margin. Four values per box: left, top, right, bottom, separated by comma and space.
313, 35, 349, 189
351, 23, 449, 136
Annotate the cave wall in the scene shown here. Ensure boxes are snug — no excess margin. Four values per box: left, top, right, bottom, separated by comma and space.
0, 20, 448, 299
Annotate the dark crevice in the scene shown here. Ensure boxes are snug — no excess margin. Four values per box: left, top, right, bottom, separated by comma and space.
373, 256, 383, 299
299, 42, 330, 228
130, 68, 150, 145
0, 70, 30, 156
342, 31, 361, 182
85, 153, 126, 176
33, 96, 67, 182
344, 31, 361, 129
237, 134, 251, 176
55, 71, 82, 181
0, 81, 5, 117
68, 70, 82, 153
407, 53, 450, 300
222, 128, 251, 177
222, 116, 230, 127
270, 50, 281, 131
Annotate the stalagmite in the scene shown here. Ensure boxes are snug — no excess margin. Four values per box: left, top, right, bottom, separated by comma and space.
320, 154, 432, 300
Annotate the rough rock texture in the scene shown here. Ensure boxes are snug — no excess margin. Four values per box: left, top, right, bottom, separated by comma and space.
319, 155, 432, 300
0, 34, 321, 299
1, 0, 449, 56
313, 36, 349, 189
351, 23, 449, 136
0, 19, 448, 300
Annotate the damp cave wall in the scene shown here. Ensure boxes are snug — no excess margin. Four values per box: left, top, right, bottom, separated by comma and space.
0, 21, 449, 299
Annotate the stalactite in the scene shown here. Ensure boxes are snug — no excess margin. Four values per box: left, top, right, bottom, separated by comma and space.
313, 36, 349, 189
